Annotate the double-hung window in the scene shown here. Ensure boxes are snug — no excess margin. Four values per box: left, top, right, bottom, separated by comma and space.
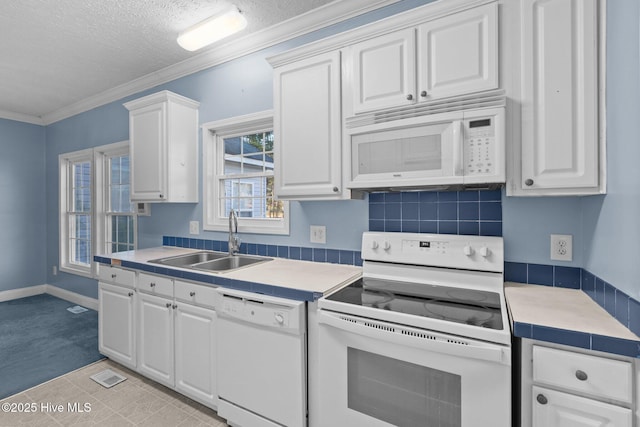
60, 149, 94, 276
60, 141, 136, 277
203, 110, 289, 234
96, 142, 136, 255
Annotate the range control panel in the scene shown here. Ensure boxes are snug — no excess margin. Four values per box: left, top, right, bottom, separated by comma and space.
362, 232, 504, 273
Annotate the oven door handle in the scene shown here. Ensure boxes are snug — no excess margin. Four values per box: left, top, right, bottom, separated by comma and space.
318, 310, 510, 365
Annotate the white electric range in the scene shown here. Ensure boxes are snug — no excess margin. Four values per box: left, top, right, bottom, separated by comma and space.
316, 231, 511, 427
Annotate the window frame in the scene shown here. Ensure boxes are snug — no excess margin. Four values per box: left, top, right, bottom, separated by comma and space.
59, 148, 95, 277
59, 141, 137, 278
202, 110, 289, 235
95, 141, 137, 257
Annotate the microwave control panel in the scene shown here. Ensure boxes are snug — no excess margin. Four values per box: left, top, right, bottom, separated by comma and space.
464, 117, 495, 176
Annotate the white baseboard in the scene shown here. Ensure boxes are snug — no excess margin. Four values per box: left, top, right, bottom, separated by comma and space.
45, 284, 99, 311
0, 284, 99, 311
0, 285, 47, 302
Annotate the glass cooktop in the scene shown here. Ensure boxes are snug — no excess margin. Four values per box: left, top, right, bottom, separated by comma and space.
326, 277, 504, 330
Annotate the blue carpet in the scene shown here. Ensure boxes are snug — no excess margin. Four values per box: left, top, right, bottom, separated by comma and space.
0, 293, 103, 399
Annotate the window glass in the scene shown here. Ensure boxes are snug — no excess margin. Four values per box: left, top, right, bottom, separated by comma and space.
106, 154, 135, 253
202, 111, 288, 235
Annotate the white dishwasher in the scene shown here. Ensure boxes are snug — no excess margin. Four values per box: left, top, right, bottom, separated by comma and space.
216, 288, 307, 427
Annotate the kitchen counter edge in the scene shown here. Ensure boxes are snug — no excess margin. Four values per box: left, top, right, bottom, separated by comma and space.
94, 246, 362, 302
505, 282, 640, 358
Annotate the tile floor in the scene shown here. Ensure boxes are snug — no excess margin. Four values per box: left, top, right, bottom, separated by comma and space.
0, 359, 229, 426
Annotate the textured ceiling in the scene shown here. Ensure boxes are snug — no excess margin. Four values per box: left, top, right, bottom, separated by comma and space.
0, 0, 355, 123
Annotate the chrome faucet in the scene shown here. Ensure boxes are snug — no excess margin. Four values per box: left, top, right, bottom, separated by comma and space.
228, 209, 240, 256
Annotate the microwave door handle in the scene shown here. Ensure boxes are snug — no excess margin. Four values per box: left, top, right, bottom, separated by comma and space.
452, 121, 464, 176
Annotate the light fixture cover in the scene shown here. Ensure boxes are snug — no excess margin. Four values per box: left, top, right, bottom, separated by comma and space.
177, 5, 247, 51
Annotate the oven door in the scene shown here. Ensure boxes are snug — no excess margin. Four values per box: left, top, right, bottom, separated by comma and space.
316, 310, 511, 427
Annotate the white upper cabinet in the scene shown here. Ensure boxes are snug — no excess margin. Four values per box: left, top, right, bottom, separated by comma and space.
349, 2, 498, 115
273, 51, 344, 200
350, 29, 416, 114
511, 0, 604, 196
417, 3, 498, 101
124, 91, 200, 202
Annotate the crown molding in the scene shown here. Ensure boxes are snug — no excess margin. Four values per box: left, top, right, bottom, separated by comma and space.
0, 109, 44, 125
38, 0, 401, 126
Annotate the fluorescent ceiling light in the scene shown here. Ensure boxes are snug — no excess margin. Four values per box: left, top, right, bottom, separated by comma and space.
177, 6, 247, 51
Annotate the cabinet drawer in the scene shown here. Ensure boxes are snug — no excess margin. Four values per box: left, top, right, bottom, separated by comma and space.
174, 280, 216, 309
98, 265, 135, 288
138, 273, 174, 298
533, 345, 632, 403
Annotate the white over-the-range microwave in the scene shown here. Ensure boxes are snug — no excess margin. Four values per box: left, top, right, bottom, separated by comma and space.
346, 106, 505, 191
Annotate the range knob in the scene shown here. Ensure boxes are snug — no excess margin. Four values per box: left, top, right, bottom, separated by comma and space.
383, 241, 391, 251
463, 245, 475, 256
371, 240, 379, 250
479, 246, 491, 257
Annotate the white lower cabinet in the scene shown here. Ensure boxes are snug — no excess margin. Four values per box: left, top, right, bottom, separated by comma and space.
136, 274, 218, 408
533, 386, 632, 427
98, 266, 137, 370
521, 339, 635, 427
174, 301, 217, 406
137, 292, 175, 388
98, 281, 136, 369
99, 267, 218, 409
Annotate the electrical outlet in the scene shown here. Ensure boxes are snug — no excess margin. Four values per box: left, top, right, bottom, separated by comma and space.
189, 221, 200, 235
550, 234, 572, 261
310, 225, 326, 244
52, 266, 57, 276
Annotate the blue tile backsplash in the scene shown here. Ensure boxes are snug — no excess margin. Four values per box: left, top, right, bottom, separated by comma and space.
162, 236, 363, 267
368, 189, 502, 236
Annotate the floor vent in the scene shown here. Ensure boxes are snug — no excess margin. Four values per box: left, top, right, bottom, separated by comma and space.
90, 369, 126, 388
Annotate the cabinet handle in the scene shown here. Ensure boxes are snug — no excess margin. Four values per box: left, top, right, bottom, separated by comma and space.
406, 94, 413, 101
332, 186, 339, 193
575, 370, 588, 381
420, 90, 427, 97
150, 282, 156, 288
536, 394, 548, 405
190, 291, 196, 297
111, 273, 117, 279
128, 292, 133, 297
525, 179, 534, 186
172, 304, 178, 309
159, 194, 164, 199
166, 302, 172, 308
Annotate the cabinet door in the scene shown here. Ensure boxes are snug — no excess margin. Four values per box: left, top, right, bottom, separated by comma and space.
520, 0, 599, 193
417, 3, 498, 100
129, 102, 166, 201
350, 28, 416, 114
532, 387, 632, 427
274, 51, 343, 199
137, 292, 174, 388
98, 282, 136, 369
174, 303, 217, 407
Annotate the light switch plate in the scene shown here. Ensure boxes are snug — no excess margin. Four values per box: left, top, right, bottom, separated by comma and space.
310, 225, 326, 244
189, 221, 200, 235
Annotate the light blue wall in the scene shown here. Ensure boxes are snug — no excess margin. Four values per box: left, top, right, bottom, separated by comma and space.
582, 0, 640, 300
0, 119, 46, 292
502, 194, 584, 267
45, 103, 130, 298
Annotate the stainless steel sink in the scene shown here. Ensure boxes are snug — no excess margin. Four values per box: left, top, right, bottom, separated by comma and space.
148, 251, 271, 272
149, 251, 227, 267
193, 255, 272, 272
